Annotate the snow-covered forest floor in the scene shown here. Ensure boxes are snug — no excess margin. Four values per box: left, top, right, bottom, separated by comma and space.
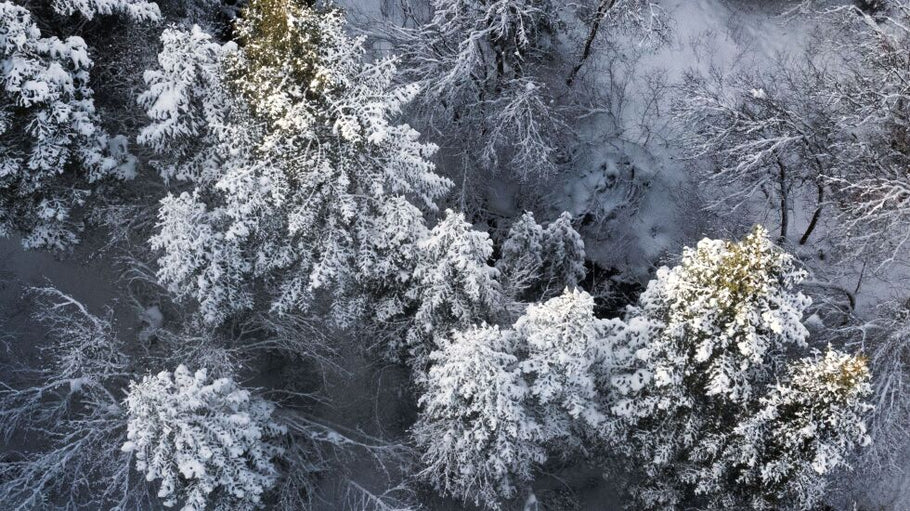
3, 0, 910, 509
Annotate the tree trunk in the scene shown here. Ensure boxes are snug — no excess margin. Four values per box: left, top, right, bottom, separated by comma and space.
776, 159, 788, 243
566, 0, 617, 86
799, 183, 824, 245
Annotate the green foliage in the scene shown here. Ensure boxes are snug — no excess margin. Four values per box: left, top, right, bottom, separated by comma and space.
231, 0, 341, 118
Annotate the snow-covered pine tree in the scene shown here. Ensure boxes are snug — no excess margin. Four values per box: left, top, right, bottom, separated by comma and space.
123, 365, 285, 511
0, 2, 136, 249
540, 211, 587, 294
722, 348, 872, 510
496, 211, 545, 300
610, 226, 816, 509
48, 0, 160, 20
413, 323, 544, 510
347, 196, 429, 329
615, 225, 811, 406
407, 209, 503, 363
137, 25, 239, 184
515, 288, 617, 446
495, 210, 587, 301
140, 26, 258, 324
142, 0, 451, 325
411, 289, 618, 506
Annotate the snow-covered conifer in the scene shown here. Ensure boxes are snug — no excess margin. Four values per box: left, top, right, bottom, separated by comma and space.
347, 197, 429, 327
610, 226, 815, 508
123, 365, 285, 511
407, 209, 503, 361
540, 212, 587, 294
0, 2, 136, 249
722, 348, 872, 510
142, 1, 451, 324
516, 288, 615, 443
137, 25, 239, 183
151, 191, 253, 324
49, 0, 160, 20
413, 323, 544, 509
495, 211, 586, 301
496, 211, 545, 299
614, 225, 810, 408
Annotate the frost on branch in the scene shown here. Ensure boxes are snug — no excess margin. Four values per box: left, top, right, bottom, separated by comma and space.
0, 2, 136, 249
413, 323, 544, 510
397, 0, 666, 179
397, 0, 563, 178
0, 288, 150, 510
861, 301, 910, 471
142, 1, 451, 325
825, 4, 910, 265
674, 65, 839, 244
123, 365, 285, 511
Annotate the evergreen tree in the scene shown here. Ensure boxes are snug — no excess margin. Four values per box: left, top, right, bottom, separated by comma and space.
496, 210, 587, 301
413, 323, 544, 510
609, 226, 830, 509
347, 197, 430, 328
541, 212, 587, 294
137, 25, 238, 184
142, 0, 451, 325
123, 365, 285, 511
407, 209, 503, 363
516, 288, 614, 444
0, 2, 136, 249
48, 0, 160, 20
722, 348, 872, 510
496, 211, 545, 300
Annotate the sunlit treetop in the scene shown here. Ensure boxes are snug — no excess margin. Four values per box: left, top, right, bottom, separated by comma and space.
617, 225, 813, 409
230, 0, 351, 119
